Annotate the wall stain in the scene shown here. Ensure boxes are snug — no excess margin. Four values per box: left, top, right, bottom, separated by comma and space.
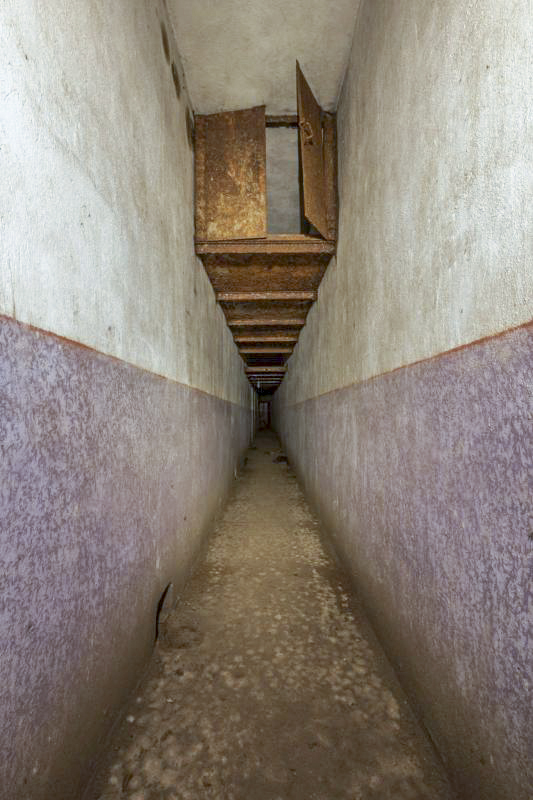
171, 61, 181, 100
160, 22, 170, 63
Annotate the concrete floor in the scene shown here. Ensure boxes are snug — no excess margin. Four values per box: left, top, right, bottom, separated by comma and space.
89, 431, 454, 800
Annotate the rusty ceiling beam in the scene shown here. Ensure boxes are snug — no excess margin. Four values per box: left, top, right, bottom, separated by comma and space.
227, 317, 306, 327
239, 347, 293, 354
196, 235, 335, 257
218, 291, 316, 302
233, 327, 302, 339
234, 334, 298, 343
205, 263, 324, 294
220, 299, 313, 316
245, 366, 287, 374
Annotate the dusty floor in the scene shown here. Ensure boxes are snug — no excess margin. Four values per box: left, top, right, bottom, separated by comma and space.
90, 431, 454, 800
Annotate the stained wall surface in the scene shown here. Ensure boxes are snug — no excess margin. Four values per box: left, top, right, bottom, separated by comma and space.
0, 0, 249, 405
275, 2, 533, 798
0, 2, 252, 798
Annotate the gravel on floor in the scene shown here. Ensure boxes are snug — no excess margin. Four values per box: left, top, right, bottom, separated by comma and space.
88, 431, 454, 800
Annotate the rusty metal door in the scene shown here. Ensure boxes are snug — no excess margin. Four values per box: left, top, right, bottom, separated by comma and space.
194, 106, 267, 241
296, 62, 328, 239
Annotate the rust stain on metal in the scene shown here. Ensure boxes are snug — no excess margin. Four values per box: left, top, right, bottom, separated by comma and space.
224, 299, 312, 312
239, 347, 294, 354
222, 299, 313, 317
235, 334, 299, 343
205, 263, 325, 294
245, 366, 287, 374
233, 328, 303, 340
228, 318, 306, 328
194, 106, 267, 241
195, 234, 335, 257
200, 252, 332, 268
217, 291, 316, 302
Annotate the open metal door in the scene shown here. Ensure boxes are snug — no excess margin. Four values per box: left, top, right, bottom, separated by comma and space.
195, 106, 267, 241
296, 62, 328, 239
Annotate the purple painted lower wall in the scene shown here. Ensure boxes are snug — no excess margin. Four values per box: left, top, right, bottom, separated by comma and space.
274, 323, 533, 800
0, 316, 251, 800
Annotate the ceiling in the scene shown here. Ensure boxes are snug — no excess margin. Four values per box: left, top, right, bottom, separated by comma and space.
168, 0, 361, 115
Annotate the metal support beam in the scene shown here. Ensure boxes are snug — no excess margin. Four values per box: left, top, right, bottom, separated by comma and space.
239, 347, 293, 354
217, 291, 316, 302
228, 318, 306, 327
234, 334, 298, 343
245, 366, 287, 374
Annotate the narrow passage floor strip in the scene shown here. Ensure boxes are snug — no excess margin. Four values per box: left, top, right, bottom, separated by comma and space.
91, 431, 454, 800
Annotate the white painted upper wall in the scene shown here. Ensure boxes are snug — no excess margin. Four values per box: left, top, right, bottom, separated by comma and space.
0, 0, 250, 407
168, 0, 361, 114
279, 0, 533, 404
266, 128, 301, 233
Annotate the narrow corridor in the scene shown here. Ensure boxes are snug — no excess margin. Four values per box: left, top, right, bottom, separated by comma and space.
89, 432, 453, 800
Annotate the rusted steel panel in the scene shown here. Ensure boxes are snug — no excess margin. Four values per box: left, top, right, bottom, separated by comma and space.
235, 333, 299, 343
244, 355, 288, 367
233, 328, 302, 340
239, 347, 293, 354
222, 299, 312, 318
195, 234, 335, 256
199, 252, 333, 269
233, 325, 302, 337
228, 318, 306, 327
205, 263, 325, 293
217, 290, 316, 302
322, 112, 338, 242
245, 366, 287, 373
194, 106, 267, 241
297, 62, 328, 239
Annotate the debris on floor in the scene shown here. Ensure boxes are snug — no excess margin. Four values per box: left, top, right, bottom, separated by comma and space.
89, 431, 454, 800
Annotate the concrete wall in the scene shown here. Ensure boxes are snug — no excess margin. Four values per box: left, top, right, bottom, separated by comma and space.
280, 0, 532, 404
275, 2, 533, 798
0, 2, 252, 797
266, 128, 300, 233
168, 0, 360, 115
0, 0, 249, 404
